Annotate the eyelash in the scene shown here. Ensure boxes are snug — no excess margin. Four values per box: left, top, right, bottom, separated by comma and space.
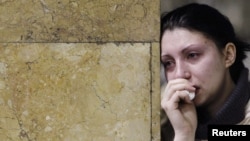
187, 52, 200, 59
162, 60, 175, 70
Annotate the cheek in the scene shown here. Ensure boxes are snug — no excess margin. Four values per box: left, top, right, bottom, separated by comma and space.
192, 55, 225, 84
192, 58, 225, 104
165, 72, 172, 81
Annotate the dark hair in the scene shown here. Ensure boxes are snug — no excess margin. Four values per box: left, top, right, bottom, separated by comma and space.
161, 3, 250, 82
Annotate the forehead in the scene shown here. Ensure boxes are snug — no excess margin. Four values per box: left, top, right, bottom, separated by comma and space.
161, 28, 214, 55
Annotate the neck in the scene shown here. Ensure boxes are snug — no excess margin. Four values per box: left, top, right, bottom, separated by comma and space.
210, 77, 235, 117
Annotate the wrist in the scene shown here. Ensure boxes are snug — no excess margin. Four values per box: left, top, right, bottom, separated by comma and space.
174, 132, 195, 141
174, 135, 195, 141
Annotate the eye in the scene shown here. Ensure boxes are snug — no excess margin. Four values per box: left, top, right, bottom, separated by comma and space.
162, 60, 175, 70
187, 52, 199, 59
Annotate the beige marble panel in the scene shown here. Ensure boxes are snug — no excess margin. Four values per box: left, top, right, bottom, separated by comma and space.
151, 43, 161, 141
0, 0, 159, 42
0, 43, 160, 141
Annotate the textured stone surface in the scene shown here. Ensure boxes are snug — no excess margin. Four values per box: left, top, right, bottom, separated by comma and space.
0, 43, 160, 141
0, 0, 159, 42
0, 0, 161, 140
151, 43, 161, 141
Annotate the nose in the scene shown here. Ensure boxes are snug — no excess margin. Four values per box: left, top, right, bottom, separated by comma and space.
174, 61, 191, 79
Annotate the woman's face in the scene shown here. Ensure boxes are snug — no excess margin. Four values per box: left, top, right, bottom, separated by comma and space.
161, 28, 232, 107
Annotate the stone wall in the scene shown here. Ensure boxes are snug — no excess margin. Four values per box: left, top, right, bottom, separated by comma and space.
0, 1, 160, 141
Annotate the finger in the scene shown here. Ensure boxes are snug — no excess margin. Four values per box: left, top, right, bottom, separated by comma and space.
171, 90, 193, 104
163, 79, 195, 100
167, 79, 195, 92
161, 90, 192, 111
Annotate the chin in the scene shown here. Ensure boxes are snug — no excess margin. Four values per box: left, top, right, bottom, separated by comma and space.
193, 97, 206, 107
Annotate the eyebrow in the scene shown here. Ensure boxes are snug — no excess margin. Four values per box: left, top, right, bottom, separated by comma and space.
181, 44, 204, 53
162, 44, 205, 57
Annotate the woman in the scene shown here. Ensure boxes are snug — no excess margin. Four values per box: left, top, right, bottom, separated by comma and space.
160, 3, 250, 141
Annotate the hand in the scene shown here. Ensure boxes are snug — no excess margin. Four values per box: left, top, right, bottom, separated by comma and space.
161, 79, 197, 141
